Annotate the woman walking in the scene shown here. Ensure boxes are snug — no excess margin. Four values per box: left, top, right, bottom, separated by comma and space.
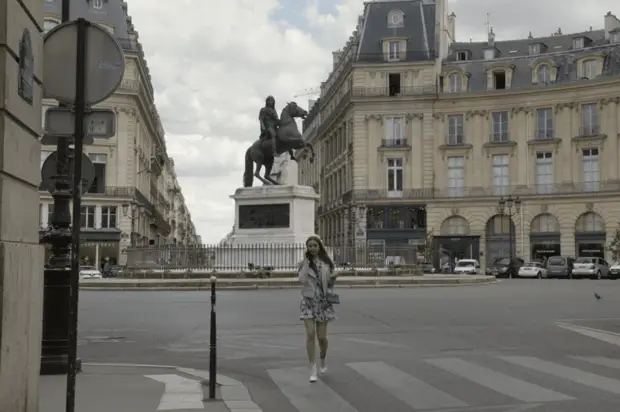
298, 235, 338, 382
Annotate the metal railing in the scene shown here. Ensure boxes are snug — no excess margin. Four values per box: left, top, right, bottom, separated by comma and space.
347, 181, 620, 201
125, 243, 428, 271
39, 186, 135, 197
352, 86, 437, 97
380, 138, 409, 148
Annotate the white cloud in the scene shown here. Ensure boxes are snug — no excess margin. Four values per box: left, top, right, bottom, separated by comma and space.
126, 0, 357, 243
125, 0, 619, 243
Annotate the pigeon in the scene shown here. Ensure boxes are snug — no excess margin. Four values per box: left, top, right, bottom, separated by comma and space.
594, 292, 602, 300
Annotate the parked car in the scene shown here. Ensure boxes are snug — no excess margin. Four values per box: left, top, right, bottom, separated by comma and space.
103, 265, 123, 278
609, 262, 620, 279
79, 265, 102, 279
419, 263, 436, 274
486, 257, 524, 278
572, 257, 609, 279
453, 259, 481, 275
545, 256, 575, 278
518, 262, 547, 279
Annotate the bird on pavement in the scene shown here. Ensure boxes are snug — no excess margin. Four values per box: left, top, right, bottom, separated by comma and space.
594, 292, 602, 300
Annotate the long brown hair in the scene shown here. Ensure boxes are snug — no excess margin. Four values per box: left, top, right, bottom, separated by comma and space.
305, 235, 334, 272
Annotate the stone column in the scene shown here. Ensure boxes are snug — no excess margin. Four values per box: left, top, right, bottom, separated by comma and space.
0, 0, 45, 411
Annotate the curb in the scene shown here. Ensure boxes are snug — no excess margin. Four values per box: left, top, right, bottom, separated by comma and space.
79, 277, 497, 291
83, 362, 262, 411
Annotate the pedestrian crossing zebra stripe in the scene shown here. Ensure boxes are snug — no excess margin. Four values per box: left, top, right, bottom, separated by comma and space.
267, 366, 358, 412
571, 355, 620, 369
347, 361, 467, 409
498, 356, 620, 395
425, 358, 573, 402
265, 356, 620, 411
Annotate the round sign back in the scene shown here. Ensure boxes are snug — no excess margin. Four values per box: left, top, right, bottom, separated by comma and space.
43, 20, 125, 105
41, 151, 95, 194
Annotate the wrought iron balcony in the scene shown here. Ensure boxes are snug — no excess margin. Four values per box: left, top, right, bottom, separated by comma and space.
380, 138, 409, 148
39, 186, 135, 197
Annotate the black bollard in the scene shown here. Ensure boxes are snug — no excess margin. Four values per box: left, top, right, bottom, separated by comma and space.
209, 275, 217, 399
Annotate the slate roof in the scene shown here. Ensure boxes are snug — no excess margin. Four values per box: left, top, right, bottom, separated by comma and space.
357, 0, 437, 62
444, 29, 620, 92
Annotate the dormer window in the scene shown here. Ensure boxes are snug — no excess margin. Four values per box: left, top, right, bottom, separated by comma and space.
382, 37, 406, 62
529, 44, 540, 54
91, 0, 103, 10
484, 48, 497, 60
573, 37, 585, 49
456, 51, 469, 61
387, 10, 405, 28
612, 31, 620, 43
583, 60, 598, 79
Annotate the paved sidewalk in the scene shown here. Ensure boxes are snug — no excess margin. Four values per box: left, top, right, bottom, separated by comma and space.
39, 363, 261, 412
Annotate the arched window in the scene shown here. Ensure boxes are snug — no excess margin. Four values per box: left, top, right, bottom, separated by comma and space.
387, 10, 404, 28
530, 213, 559, 232
575, 212, 605, 232
536, 65, 550, 83
440, 216, 470, 235
448, 73, 462, 92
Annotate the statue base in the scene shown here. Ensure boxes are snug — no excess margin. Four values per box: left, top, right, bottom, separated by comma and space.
217, 185, 319, 269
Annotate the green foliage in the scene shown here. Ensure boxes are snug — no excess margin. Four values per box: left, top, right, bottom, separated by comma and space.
424, 229, 435, 262
608, 225, 620, 262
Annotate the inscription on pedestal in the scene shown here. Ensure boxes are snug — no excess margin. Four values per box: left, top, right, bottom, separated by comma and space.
239, 204, 290, 229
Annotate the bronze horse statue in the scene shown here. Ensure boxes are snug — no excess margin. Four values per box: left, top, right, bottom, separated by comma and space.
243, 102, 315, 187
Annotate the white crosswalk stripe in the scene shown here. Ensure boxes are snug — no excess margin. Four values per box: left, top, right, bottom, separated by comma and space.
426, 358, 573, 403
348, 361, 467, 409
262, 355, 620, 411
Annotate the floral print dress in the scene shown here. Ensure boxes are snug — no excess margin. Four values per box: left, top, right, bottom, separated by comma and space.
300, 259, 336, 322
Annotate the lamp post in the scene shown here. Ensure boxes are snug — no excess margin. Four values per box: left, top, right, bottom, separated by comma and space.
498, 195, 521, 272
122, 203, 144, 267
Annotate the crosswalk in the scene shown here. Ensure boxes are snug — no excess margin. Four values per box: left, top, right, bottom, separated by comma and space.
257, 354, 620, 411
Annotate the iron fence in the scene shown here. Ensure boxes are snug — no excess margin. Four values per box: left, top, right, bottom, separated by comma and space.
125, 243, 429, 271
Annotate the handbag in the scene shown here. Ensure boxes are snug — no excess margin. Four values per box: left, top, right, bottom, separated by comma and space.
310, 261, 340, 304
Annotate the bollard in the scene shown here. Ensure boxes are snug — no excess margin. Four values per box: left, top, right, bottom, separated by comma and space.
209, 275, 217, 399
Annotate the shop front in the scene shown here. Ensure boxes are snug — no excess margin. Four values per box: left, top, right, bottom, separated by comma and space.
530, 233, 561, 262
575, 232, 606, 258
432, 236, 480, 272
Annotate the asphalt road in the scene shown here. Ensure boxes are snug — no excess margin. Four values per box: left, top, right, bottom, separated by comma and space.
78, 279, 620, 412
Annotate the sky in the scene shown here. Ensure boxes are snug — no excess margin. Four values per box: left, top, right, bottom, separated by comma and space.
124, 0, 619, 244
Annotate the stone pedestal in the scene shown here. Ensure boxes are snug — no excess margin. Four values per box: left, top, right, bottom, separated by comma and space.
215, 185, 318, 269
0, 1, 45, 411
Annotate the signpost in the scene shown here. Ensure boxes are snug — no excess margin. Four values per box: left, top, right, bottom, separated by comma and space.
41, 9, 125, 412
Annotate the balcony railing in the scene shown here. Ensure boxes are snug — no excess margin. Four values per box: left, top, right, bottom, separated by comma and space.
533, 130, 555, 140
578, 125, 600, 136
349, 181, 620, 201
352, 86, 436, 97
39, 186, 135, 197
380, 138, 409, 148
490, 132, 509, 143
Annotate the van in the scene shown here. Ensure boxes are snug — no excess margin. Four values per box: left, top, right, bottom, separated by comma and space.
545, 256, 575, 278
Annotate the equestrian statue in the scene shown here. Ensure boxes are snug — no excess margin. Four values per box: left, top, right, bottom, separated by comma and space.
243, 96, 315, 187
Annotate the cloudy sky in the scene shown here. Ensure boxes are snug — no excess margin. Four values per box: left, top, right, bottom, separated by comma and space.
125, 0, 618, 243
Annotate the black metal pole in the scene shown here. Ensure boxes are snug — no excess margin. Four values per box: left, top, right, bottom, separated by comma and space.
66, 17, 88, 412
40, 0, 73, 376
209, 276, 217, 399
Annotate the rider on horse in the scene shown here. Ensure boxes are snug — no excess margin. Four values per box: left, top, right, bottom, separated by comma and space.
259, 95, 280, 158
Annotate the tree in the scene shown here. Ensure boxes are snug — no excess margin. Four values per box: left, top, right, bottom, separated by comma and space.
424, 229, 435, 263
608, 224, 620, 262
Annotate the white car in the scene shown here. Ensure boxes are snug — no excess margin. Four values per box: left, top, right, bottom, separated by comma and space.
79, 265, 103, 279
518, 262, 547, 278
453, 259, 481, 275
609, 262, 620, 279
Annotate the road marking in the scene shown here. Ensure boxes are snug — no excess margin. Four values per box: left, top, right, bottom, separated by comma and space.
347, 361, 467, 409
555, 322, 620, 347
433, 403, 544, 412
571, 356, 620, 369
426, 358, 572, 403
145, 374, 204, 410
498, 356, 620, 395
341, 337, 407, 348
267, 366, 358, 412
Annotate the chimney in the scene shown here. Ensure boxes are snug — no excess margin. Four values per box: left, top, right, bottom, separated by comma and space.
447, 12, 456, 42
488, 27, 495, 46
605, 11, 620, 40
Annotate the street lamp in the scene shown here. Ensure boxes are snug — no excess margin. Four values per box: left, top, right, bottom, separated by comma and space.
498, 195, 521, 264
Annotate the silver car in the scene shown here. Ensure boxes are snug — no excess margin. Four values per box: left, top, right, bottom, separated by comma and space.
572, 257, 609, 279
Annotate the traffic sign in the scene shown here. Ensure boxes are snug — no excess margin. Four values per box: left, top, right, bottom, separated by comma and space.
40, 150, 95, 194
43, 20, 125, 105
42, 107, 116, 145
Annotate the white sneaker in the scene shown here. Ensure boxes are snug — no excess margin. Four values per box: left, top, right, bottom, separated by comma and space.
309, 363, 317, 382
319, 359, 327, 375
